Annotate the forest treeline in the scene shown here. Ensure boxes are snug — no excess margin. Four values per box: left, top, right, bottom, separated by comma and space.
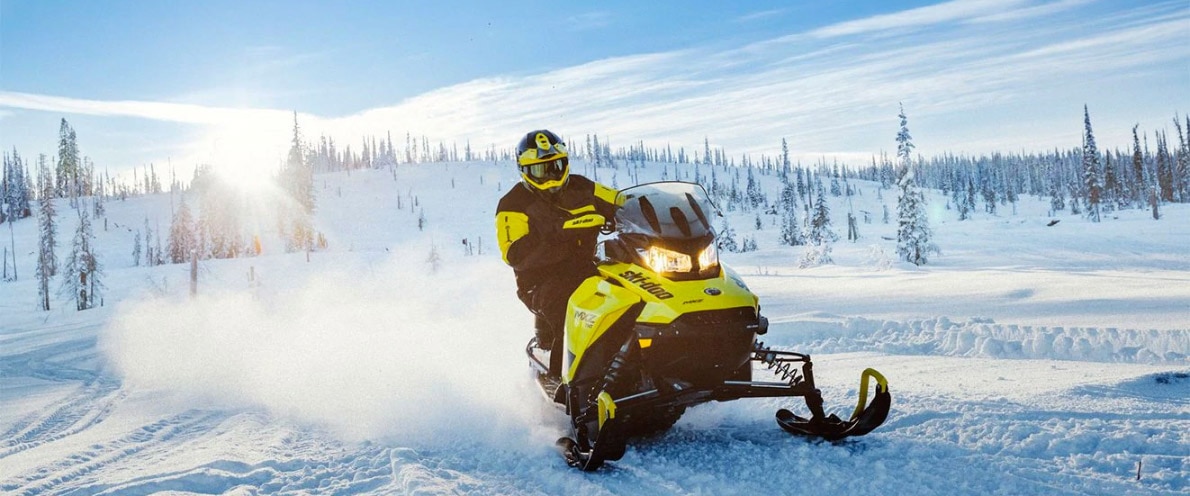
1, 107, 1184, 311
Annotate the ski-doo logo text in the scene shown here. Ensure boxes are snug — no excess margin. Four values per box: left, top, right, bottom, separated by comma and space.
619, 270, 674, 299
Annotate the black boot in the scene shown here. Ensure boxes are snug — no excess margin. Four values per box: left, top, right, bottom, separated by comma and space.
548, 333, 563, 378
534, 315, 553, 351
534, 315, 565, 378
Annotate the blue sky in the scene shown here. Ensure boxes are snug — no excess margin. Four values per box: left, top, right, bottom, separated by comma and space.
1, 0, 1187, 180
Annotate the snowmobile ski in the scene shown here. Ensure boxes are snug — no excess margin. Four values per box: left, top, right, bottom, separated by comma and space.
775, 368, 891, 441
555, 416, 628, 472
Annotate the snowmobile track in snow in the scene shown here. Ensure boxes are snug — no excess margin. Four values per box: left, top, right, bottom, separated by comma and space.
0, 409, 225, 495
0, 335, 123, 460
0, 379, 124, 459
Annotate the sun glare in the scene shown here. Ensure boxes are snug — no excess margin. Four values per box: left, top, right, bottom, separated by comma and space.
212, 159, 278, 193
202, 123, 289, 194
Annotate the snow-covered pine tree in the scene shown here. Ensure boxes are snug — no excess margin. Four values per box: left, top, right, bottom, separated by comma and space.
703, 137, 712, 167
780, 207, 803, 246
20, 157, 34, 218
143, 216, 155, 266
36, 236, 51, 311
808, 177, 837, 245
1082, 105, 1102, 222
777, 174, 803, 246
780, 138, 791, 179
3, 150, 33, 222
2, 151, 11, 223
896, 107, 915, 168
60, 207, 103, 310
194, 211, 210, 260
952, 173, 969, 220
745, 166, 764, 210
1102, 152, 1119, 212
56, 119, 80, 201
796, 167, 807, 200
799, 179, 835, 268
132, 231, 142, 266
594, 134, 605, 170
199, 179, 243, 259
281, 112, 315, 252
740, 236, 758, 253
1049, 181, 1066, 215
1005, 169, 1019, 215
34, 156, 57, 311
1069, 183, 1082, 215
1132, 125, 1145, 207
717, 218, 739, 253
778, 174, 797, 213
36, 155, 58, 277
798, 241, 833, 268
894, 104, 937, 266
167, 200, 195, 264
154, 220, 164, 266
1156, 131, 1173, 203
1176, 116, 1190, 203
92, 167, 105, 220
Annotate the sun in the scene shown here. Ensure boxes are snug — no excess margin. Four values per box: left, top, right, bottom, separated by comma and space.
201, 124, 287, 194
211, 159, 278, 193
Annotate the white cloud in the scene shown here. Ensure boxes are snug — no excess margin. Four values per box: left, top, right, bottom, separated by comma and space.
968, 0, 1094, 24
0, 90, 287, 125
807, 0, 1029, 38
735, 8, 786, 23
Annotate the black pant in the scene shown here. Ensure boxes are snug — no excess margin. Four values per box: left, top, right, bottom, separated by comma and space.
521, 266, 596, 374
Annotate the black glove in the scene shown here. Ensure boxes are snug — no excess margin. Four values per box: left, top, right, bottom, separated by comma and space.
528, 214, 563, 240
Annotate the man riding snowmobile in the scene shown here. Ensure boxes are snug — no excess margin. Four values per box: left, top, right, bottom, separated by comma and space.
518, 179, 892, 471
496, 129, 618, 376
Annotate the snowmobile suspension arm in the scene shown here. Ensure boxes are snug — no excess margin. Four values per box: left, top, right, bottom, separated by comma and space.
752, 341, 828, 418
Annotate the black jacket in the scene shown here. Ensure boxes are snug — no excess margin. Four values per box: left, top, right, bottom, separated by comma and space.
496, 175, 618, 295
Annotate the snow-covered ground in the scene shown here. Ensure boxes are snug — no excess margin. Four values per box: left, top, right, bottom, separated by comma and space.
1, 159, 1187, 495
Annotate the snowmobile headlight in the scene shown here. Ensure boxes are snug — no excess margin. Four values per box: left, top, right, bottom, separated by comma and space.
698, 243, 719, 270
639, 245, 692, 273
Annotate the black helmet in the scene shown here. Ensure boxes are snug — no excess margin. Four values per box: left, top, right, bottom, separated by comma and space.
516, 129, 570, 193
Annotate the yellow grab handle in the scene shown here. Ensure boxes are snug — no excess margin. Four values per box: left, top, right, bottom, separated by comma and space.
851, 368, 889, 421
597, 391, 617, 429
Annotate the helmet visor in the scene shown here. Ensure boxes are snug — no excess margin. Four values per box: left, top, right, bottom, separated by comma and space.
522, 157, 568, 182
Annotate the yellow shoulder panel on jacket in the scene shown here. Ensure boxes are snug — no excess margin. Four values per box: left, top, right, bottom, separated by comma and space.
594, 182, 619, 205
496, 211, 530, 264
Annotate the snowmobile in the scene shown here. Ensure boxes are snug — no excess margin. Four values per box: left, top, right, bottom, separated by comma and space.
526, 181, 891, 471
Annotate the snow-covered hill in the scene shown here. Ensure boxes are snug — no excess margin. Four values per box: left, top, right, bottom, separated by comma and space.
1, 159, 1187, 495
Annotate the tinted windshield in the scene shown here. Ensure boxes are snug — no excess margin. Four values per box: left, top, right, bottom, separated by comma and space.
615, 182, 719, 239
